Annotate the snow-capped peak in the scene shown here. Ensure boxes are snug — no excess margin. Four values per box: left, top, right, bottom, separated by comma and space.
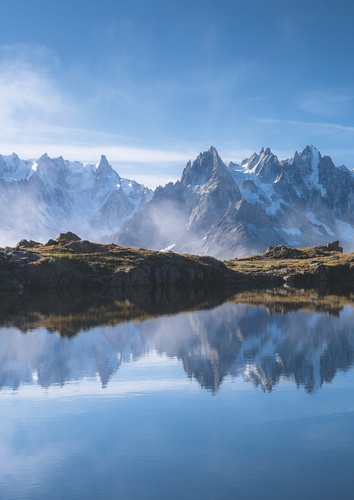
299, 145, 321, 166
0, 152, 153, 246
181, 146, 228, 187
94, 154, 116, 177
0, 153, 33, 181
238, 147, 280, 183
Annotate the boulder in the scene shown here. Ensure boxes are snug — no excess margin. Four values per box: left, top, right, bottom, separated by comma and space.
314, 241, 343, 253
263, 245, 302, 259
16, 239, 42, 249
55, 232, 81, 243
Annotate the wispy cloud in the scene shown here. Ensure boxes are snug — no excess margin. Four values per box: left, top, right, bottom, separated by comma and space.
259, 117, 354, 134
257, 117, 354, 167
0, 44, 199, 187
297, 90, 354, 116
0, 44, 74, 126
1, 132, 194, 188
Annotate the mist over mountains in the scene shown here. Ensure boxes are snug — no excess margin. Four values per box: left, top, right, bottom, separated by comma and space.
117, 145, 354, 257
0, 153, 152, 246
1, 145, 354, 257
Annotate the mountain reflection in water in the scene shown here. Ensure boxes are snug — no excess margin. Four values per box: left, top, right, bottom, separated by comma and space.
1, 289, 354, 393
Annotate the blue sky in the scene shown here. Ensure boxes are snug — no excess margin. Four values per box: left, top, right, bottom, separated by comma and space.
1, 0, 354, 186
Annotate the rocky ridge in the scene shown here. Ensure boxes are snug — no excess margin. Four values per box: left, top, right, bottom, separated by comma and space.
1, 232, 353, 294
0, 232, 236, 294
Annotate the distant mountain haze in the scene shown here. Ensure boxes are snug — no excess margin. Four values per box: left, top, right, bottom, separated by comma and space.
1, 146, 353, 257
0, 153, 152, 246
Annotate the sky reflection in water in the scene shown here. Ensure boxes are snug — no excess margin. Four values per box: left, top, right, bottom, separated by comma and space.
0, 294, 354, 500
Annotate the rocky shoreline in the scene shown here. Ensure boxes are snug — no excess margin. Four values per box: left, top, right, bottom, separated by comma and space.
226, 240, 354, 292
0, 232, 353, 294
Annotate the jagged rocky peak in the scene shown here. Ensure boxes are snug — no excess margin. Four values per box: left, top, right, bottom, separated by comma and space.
181, 146, 227, 187
35, 153, 69, 178
95, 154, 116, 177
0, 153, 20, 173
293, 145, 322, 169
241, 151, 259, 169
302, 144, 321, 157
37, 153, 58, 166
241, 147, 280, 182
255, 147, 281, 182
0, 153, 21, 177
278, 145, 325, 191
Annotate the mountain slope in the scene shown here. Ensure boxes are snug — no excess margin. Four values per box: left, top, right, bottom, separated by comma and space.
117, 146, 257, 256
116, 145, 354, 258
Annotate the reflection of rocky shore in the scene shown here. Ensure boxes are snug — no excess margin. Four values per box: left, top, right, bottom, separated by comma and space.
0, 290, 354, 393
0, 287, 231, 336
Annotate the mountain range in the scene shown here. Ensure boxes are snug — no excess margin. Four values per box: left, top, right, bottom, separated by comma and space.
117, 145, 354, 257
0, 153, 152, 246
1, 145, 353, 257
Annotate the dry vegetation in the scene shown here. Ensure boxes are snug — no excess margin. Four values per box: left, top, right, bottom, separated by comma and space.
225, 243, 354, 286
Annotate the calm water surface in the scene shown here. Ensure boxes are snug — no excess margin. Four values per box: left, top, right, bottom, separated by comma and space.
1, 293, 354, 499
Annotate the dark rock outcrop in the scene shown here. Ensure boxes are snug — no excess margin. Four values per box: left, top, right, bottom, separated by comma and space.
0, 237, 242, 293
55, 231, 81, 243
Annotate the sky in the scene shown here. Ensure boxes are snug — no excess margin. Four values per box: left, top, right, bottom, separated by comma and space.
1, 0, 354, 187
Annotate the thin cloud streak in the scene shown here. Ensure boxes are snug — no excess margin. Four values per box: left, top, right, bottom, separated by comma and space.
0, 47, 74, 127
259, 118, 354, 134
297, 91, 354, 116
257, 117, 354, 168
0, 140, 190, 188
0, 44, 199, 187
1, 141, 193, 164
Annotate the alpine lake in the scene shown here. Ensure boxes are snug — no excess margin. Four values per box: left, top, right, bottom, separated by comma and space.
1, 286, 354, 500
